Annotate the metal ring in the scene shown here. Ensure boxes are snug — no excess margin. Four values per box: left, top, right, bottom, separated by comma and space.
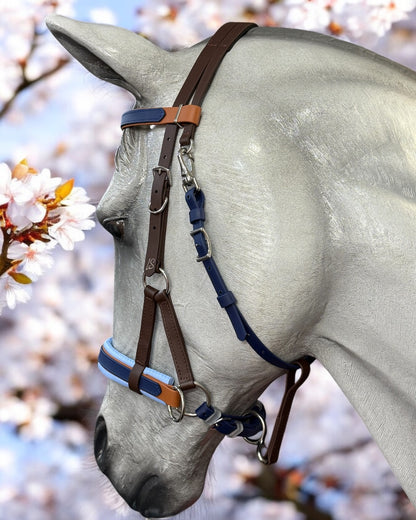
167, 381, 211, 422
243, 410, 267, 446
142, 267, 170, 294
168, 386, 185, 422
183, 381, 211, 417
148, 196, 168, 214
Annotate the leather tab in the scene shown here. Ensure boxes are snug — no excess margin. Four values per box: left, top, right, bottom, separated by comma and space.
121, 105, 201, 129
264, 358, 312, 464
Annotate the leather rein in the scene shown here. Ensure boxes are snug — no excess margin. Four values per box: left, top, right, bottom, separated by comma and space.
98, 22, 314, 465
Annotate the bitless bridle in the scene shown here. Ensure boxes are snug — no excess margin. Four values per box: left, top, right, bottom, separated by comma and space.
98, 22, 314, 465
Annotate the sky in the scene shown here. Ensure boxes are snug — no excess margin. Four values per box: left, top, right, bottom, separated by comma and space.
0, 1, 139, 165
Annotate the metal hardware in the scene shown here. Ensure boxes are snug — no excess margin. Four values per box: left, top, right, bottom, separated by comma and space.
142, 267, 170, 294
148, 197, 168, 214
167, 381, 212, 422
152, 165, 172, 186
168, 386, 185, 422
190, 227, 212, 262
243, 410, 268, 464
174, 104, 184, 128
178, 141, 200, 192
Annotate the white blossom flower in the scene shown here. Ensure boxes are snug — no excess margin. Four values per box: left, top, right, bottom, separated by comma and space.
48, 203, 95, 251
7, 240, 55, 280
0, 163, 33, 226
0, 272, 32, 311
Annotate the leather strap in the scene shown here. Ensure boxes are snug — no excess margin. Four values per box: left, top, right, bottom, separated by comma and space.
121, 105, 202, 129
264, 359, 311, 464
179, 22, 257, 147
143, 21, 257, 278
155, 290, 195, 391
128, 285, 158, 391
135, 23, 257, 395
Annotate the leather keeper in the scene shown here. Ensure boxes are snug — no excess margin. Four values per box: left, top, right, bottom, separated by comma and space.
121, 105, 201, 129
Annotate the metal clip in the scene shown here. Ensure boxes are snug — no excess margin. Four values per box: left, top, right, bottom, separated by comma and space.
178, 141, 200, 192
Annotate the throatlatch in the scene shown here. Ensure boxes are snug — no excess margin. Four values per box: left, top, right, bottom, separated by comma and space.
98, 22, 314, 465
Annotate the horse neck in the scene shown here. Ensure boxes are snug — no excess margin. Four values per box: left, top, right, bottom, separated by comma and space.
309, 140, 416, 503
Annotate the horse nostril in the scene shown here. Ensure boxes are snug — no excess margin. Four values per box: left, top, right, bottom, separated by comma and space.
101, 216, 126, 239
94, 416, 108, 469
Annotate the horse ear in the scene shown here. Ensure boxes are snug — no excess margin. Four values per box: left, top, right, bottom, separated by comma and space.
46, 15, 168, 100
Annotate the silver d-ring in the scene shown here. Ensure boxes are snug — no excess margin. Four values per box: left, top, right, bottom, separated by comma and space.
183, 381, 211, 417
167, 381, 211, 422
142, 268, 170, 294
148, 196, 168, 214
168, 386, 185, 422
244, 410, 267, 446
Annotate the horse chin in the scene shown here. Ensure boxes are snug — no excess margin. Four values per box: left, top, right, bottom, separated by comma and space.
105, 470, 203, 518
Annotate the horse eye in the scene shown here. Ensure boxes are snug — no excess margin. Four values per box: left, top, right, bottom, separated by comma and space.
101, 216, 127, 240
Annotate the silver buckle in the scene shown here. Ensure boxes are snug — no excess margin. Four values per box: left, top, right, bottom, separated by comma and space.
152, 165, 172, 186
190, 227, 212, 262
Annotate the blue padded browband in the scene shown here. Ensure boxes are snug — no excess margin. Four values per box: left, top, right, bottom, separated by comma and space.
121, 108, 166, 127
98, 338, 175, 405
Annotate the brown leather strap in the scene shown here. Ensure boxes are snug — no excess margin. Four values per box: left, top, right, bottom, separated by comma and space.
155, 290, 195, 391
264, 359, 311, 464
135, 23, 256, 397
143, 22, 257, 277
128, 285, 159, 391
144, 168, 171, 277
180, 22, 257, 147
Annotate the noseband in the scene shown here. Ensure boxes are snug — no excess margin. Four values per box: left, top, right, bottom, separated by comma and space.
98, 22, 314, 465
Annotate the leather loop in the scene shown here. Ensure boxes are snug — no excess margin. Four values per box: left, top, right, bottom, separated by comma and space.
264, 358, 312, 464
155, 290, 195, 390
121, 105, 202, 129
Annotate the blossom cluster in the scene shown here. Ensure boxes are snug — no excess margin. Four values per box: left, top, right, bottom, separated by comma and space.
0, 160, 95, 313
135, 0, 416, 49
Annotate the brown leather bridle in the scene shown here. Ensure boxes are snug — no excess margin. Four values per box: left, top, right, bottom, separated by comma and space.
99, 22, 313, 465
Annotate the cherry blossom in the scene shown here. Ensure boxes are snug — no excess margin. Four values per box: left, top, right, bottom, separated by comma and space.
0, 160, 95, 311
48, 197, 95, 250
0, 272, 32, 311
1, 2, 416, 520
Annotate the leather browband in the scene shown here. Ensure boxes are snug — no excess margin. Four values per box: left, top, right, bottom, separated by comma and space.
121, 105, 201, 129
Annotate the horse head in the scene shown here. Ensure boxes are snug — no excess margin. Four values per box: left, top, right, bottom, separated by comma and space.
47, 15, 416, 517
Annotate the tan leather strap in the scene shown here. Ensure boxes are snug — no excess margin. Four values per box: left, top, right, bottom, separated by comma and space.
121, 105, 202, 129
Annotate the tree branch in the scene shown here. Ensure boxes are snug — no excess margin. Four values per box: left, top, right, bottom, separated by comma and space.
0, 22, 70, 119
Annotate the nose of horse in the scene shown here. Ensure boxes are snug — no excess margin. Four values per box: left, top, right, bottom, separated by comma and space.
131, 475, 169, 517
94, 415, 108, 471
94, 416, 172, 517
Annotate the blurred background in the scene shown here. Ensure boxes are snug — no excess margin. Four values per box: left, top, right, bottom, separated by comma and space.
1, 1, 416, 519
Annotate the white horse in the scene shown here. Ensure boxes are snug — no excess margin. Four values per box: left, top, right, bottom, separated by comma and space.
47, 15, 416, 518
